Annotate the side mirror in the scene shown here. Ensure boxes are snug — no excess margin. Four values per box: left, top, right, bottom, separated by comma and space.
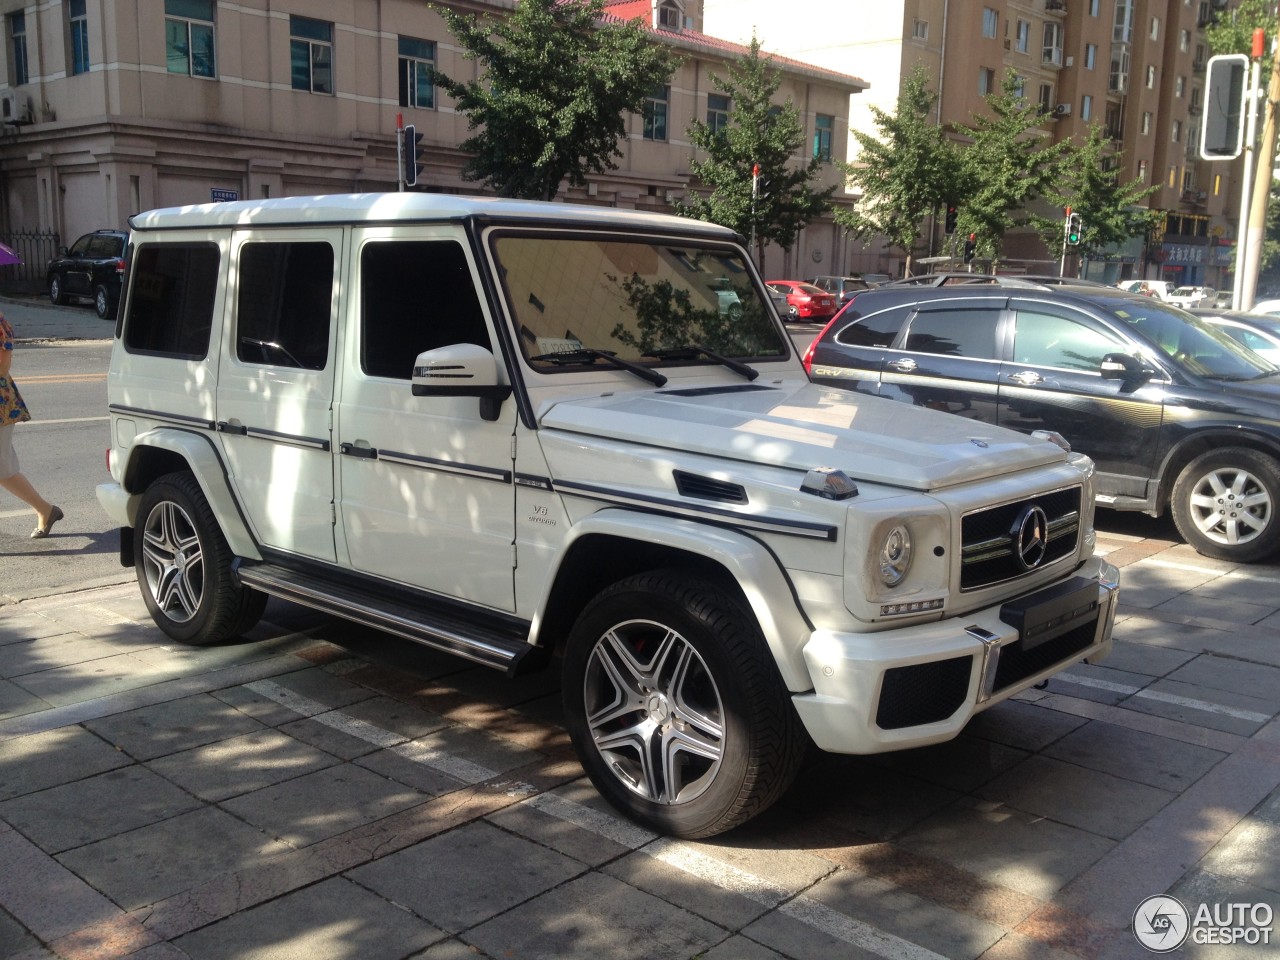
1100, 352, 1155, 384
411, 343, 512, 421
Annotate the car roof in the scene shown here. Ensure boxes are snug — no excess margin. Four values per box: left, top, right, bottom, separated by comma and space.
834, 280, 1150, 316
1193, 309, 1280, 327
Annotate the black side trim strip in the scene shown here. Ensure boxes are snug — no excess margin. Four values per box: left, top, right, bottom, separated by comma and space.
243, 426, 330, 451
110, 403, 215, 431
553, 479, 837, 541
377, 449, 512, 483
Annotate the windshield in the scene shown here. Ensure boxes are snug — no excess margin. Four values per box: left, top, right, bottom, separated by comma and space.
490, 234, 787, 368
1112, 300, 1280, 380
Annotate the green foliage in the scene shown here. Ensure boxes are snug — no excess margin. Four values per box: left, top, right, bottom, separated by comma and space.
1030, 124, 1160, 258
1205, 0, 1275, 55
955, 70, 1072, 260
430, 0, 678, 201
609, 274, 774, 356
677, 35, 835, 261
834, 66, 959, 272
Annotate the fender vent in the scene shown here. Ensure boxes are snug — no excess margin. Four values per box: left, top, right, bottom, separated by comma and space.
673, 470, 748, 504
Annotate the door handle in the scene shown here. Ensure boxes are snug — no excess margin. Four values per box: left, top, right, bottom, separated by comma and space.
339, 442, 378, 459
216, 419, 247, 435
1007, 370, 1043, 386
887, 358, 917, 373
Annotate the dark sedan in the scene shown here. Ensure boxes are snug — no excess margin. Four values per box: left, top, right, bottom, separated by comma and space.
804, 283, 1280, 563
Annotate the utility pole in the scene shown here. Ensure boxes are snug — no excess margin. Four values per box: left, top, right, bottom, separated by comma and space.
1240, 23, 1280, 311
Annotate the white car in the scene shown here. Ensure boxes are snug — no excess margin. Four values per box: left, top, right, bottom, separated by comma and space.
1168, 286, 1216, 309
1249, 298, 1280, 316
1116, 279, 1175, 301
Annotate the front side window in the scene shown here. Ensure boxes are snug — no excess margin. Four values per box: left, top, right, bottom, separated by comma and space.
982, 8, 998, 39
165, 0, 216, 78
813, 114, 833, 161
707, 93, 731, 136
8, 12, 28, 86
290, 16, 333, 94
236, 243, 334, 370
1012, 310, 1120, 371
903, 307, 999, 360
398, 36, 435, 109
493, 235, 786, 366
1122, 303, 1277, 379
69, 0, 90, 76
643, 85, 669, 140
124, 243, 220, 359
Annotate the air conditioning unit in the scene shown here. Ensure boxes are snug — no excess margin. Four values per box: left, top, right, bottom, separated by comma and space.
0, 91, 32, 124
1053, 102, 1072, 117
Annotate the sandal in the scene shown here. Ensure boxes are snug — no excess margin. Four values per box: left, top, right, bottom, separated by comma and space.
30, 505, 64, 539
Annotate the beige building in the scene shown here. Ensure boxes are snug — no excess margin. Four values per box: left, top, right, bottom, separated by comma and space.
704, 0, 1241, 288
0, 0, 865, 284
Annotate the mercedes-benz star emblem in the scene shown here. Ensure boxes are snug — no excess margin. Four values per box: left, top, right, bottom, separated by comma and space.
1011, 505, 1049, 570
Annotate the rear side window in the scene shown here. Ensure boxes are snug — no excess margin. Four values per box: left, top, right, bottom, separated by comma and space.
360, 240, 490, 379
124, 242, 220, 359
236, 241, 334, 370
903, 307, 999, 359
87, 235, 122, 258
835, 305, 911, 348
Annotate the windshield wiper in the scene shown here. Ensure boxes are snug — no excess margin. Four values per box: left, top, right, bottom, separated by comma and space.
642, 344, 759, 381
528, 348, 667, 387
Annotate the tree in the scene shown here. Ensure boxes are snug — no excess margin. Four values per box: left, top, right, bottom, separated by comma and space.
430, 0, 678, 201
1030, 124, 1160, 262
677, 36, 835, 265
833, 66, 960, 276
956, 70, 1072, 261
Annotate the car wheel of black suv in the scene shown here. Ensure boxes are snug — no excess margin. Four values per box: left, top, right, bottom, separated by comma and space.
94, 284, 114, 320
1171, 448, 1280, 562
49, 275, 65, 306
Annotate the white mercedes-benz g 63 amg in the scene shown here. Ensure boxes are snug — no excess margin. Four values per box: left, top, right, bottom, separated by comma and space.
98, 194, 1119, 838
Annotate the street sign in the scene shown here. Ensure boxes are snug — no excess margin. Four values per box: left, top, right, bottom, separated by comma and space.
210, 189, 238, 202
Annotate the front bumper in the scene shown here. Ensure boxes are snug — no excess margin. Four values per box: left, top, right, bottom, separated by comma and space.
792, 556, 1119, 754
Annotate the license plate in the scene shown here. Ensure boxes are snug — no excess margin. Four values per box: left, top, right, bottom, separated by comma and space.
998, 577, 1098, 650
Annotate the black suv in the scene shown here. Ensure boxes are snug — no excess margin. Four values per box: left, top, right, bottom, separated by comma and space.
46, 229, 128, 319
803, 283, 1280, 562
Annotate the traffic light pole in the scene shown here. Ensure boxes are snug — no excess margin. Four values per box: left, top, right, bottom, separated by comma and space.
1232, 46, 1262, 310
396, 113, 405, 192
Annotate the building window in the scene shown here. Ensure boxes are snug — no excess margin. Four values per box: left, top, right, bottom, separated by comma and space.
982, 8, 998, 39
1015, 20, 1030, 53
1172, 119, 1182, 142
1168, 166, 1177, 188
913, 19, 928, 40
1039, 83, 1053, 113
1090, 0, 1100, 15
657, 2, 682, 30
707, 93, 730, 136
1190, 87, 1202, 113
1081, 95, 1093, 121
813, 114, 833, 161
1150, 17, 1160, 40
290, 16, 333, 94
165, 0, 216, 78
68, 0, 90, 76
1182, 169, 1194, 191
643, 85, 669, 140
1175, 76, 1185, 97
1146, 65, 1156, 89
979, 67, 996, 96
1138, 159, 1148, 181
1042, 22, 1062, 66
1142, 111, 1152, 134
1180, 29, 1190, 52
8, 11, 27, 86
1085, 43, 1097, 70
398, 37, 435, 109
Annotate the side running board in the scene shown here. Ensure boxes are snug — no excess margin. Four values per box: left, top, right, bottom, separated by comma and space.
235, 562, 541, 677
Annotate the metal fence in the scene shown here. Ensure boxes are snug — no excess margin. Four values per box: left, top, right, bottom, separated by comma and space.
0, 230, 61, 294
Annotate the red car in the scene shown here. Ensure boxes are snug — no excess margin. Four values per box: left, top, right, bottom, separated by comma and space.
765, 280, 838, 321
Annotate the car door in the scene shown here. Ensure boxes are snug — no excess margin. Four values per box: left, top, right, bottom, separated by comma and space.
877, 299, 1005, 422
998, 299, 1165, 499
807, 303, 912, 396
334, 229, 516, 611
62, 234, 94, 296
215, 230, 342, 562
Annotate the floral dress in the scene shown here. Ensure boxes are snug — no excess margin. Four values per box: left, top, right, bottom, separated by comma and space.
0, 315, 32, 425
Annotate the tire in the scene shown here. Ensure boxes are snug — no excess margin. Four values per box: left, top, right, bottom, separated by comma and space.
562, 570, 807, 838
134, 472, 266, 644
1170, 448, 1280, 562
49, 275, 65, 306
94, 284, 114, 320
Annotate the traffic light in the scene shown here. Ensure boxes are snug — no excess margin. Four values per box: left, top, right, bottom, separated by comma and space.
945, 204, 958, 234
401, 123, 424, 187
1201, 53, 1248, 161
963, 233, 976, 263
1066, 213, 1082, 246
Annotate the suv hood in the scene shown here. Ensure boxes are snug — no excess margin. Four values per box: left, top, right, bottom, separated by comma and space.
538, 381, 1066, 491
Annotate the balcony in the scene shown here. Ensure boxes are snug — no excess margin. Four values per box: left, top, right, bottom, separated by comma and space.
1046, 0, 1066, 15
1180, 189, 1207, 206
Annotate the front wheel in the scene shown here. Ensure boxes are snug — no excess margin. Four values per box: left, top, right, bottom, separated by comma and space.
49, 275, 65, 305
1170, 448, 1280, 562
562, 571, 806, 838
135, 472, 266, 644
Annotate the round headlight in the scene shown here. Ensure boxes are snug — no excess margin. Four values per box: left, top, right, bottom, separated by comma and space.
879, 525, 912, 586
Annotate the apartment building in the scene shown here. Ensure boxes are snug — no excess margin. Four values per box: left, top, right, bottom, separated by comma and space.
704, 0, 1240, 288
0, 0, 865, 282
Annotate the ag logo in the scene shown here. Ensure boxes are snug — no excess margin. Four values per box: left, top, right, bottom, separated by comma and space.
1133, 895, 1190, 952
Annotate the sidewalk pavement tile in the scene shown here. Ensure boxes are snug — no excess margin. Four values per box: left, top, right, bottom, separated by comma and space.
330, 694, 449, 740
0, 906, 45, 958
463, 871, 724, 960
485, 781, 643, 869
146, 728, 340, 802
979, 755, 1177, 840
777, 760, 960, 842
172, 876, 446, 960
347, 820, 586, 935
250, 667, 379, 714
55, 806, 295, 912
0, 726, 131, 801
1194, 816, 1280, 895
221, 763, 426, 848
962, 699, 1088, 753
1043, 662, 1152, 706
0, 679, 48, 721
277, 715, 386, 761
1089, 639, 1196, 678
0, 826, 126, 941
861, 736, 1030, 794
1165, 656, 1280, 706
10, 652, 175, 707
1112, 615, 1228, 654
895, 796, 1115, 900
1154, 591, 1278, 626
0, 635, 137, 680
700, 935, 788, 960
1040, 720, 1227, 790
1120, 678, 1275, 736
84, 693, 268, 761
0, 611, 70, 645
0, 765, 200, 853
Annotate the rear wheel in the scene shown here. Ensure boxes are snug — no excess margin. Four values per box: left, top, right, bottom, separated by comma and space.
49, 275, 65, 305
94, 284, 114, 320
562, 570, 806, 838
135, 472, 266, 644
1170, 448, 1280, 562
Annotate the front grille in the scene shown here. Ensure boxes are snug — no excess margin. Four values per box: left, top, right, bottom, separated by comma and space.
960, 487, 1081, 590
876, 655, 974, 730
991, 619, 1097, 695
